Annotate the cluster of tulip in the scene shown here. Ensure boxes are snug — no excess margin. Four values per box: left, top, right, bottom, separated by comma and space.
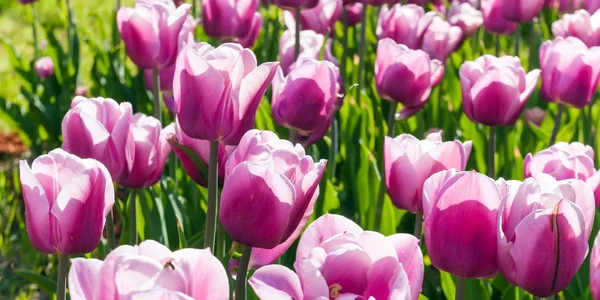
14, 0, 600, 298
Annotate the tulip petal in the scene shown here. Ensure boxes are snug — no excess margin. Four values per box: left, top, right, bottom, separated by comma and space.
249, 265, 304, 300
296, 214, 363, 263
175, 248, 229, 300
19, 160, 54, 253
68, 258, 103, 300
387, 234, 424, 300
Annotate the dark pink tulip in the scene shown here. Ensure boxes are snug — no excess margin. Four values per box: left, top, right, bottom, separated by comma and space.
117, 1, 191, 69
237, 13, 263, 48
420, 13, 463, 61
284, 0, 342, 35
384, 131, 472, 213
591, 232, 600, 300
448, 1, 484, 37
498, 175, 593, 297
552, 9, 600, 47
501, 0, 544, 23
345, 2, 363, 26
274, 0, 319, 9
62, 96, 134, 181
460, 55, 540, 126
202, 0, 258, 40
117, 113, 170, 188
68, 240, 229, 299
423, 170, 502, 278
19, 0, 38, 4
481, 0, 517, 34
34, 56, 54, 79
19, 149, 114, 254
220, 130, 326, 249
279, 29, 325, 74
272, 59, 338, 146
173, 43, 278, 145
540, 37, 600, 108
164, 121, 234, 187
376, 4, 427, 50
375, 38, 444, 119
546, 0, 586, 12
524, 107, 547, 126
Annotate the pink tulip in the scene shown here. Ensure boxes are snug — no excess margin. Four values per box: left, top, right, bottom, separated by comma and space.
376, 4, 427, 50
346, 2, 363, 26
274, 0, 319, 9
279, 29, 325, 74
19, 0, 38, 4
62, 96, 134, 181
19, 148, 114, 254
546, 0, 586, 12
375, 38, 444, 119
249, 214, 424, 300
220, 130, 326, 249
482, 0, 517, 34
423, 170, 502, 278
460, 55, 540, 126
117, 113, 170, 188
540, 37, 600, 108
501, 0, 544, 23
420, 13, 463, 61
34, 56, 54, 79
272, 59, 339, 146
384, 131, 472, 213
202, 0, 259, 41
117, 0, 191, 69
74, 86, 89, 97
284, 0, 342, 35
68, 240, 229, 299
237, 13, 263, 48
164, 121, 234, 187
364, 0, 398, 5
448, 1, 484, 37
591, 232, 600, 300
173, 42, 278, 145
524, 107, 547, 126
589, 0, 600, 13
552, 9, 600, 47
498, 175, 594, 297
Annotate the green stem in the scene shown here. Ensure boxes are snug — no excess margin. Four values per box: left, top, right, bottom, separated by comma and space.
549, 104, 564, 146
515, 25, 520, 57
317, 116, 338, 216
152, 68, 162, 123
413, 213, 422, 238
340, 6, 348, 82
66, 0, 73, 56
488, 126, 496, 178
355, 5, 368, 105
235, 246, 252, 300
106, 208, 116, 250
31, 4, 39, 58
129, 189, 137, 245
289, 128, 297, 144
56, 254, 68, 300
204, 141, 219, 252
455, 276, 466, 300
495, 35, 501, 57
294, 8, 301, 60
532, 297, 544, 300
374, 102, 398, 232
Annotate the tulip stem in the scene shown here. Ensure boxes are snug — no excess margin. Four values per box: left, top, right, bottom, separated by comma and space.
204, 140, 219, 252
515, 25, 520, 57
31, 4, 39, 58
413, 213, 423, 238
549, 104, 564, 146
355, 5, 368, 105
289, 128, 297, 144
488, 126, 496, 178
66, 0, 73, 56
294, 8, 301, 60
374, 102, 398, 232
532, 297, 544, 300
106, 209, 116, 250
152, 68, 162, 123
56, 253, 68, 300
235, 246, 252, 300
340, 6, 348, 81
495, 35, 501, 57
129, 189, 138, 245
317, 116, 339, 216
455, 276, 466, 300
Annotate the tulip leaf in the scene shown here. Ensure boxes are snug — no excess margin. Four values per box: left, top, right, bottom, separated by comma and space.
439, 271, 456, 300
167, 137, 209, 184
13, 268, 56, 296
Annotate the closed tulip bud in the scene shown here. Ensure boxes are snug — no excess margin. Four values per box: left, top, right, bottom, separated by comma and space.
34, 56, 54, 79
62, 96, 134, 181
346, 2, 363, 26
448, 1, 484, 37
202, 0, 259, 40
117, 114, 170, 188
420, 13, 463, 61
164, 121, 234, 187
220, 130, 326, 249
546, 0, 586, 12
540, 37, 600, 108
552, 10, 600, 48
498, 175, 594, 297
117, 1, 191, 69
591, 233, 600, 300
279, 29, 325, 74
19, 149, 114, 254
173, 43, 278, 144
460, 55, 540, 126
272, 59, 338, 146
524, 107, 546, 126
68, 240, 229, 299
482, 0, 517, 34
384, 131, 472, 213
423, 170, 502, 278
274, 0, 319, 9
376, 4, 427, 50
284, 0, 342, 35
375, 38, 444, 119
237, 13, 263, 48
501, 0, 544, 23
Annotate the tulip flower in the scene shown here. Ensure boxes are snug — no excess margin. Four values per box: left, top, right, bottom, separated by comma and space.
384, 131, 472, 214
284, 0, 342, 35
62, 96, 134, 182
546, 0, 586, 12
423, 170, 502, 278
274, 0, 319, 9
19, 0, 38, 4
376, 4, 427, 50
34, 56, 54, 79
481, 0, 517, 34
202, 0, 258, 40
448, 1, 484, 37
279, 29, 325, 74
501, 0, 544, 23
345, 2, 363, 26
497, 175, 594, 297
420, 13, 463, 61
524, 107, 547, 126
20, 148, 114, 254
249, 214, 424, 300
591, 232, 600, 300
68, 240, 229, 299
589, 0, 600, 13
74, 86, 88, 97
552, 9, 600, 48
237, 13, 263, 48
117, 0, 191, 69
375, 38, 444, 119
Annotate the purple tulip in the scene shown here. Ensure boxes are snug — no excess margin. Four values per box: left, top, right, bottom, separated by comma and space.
552, 9, 600, 47
272, 59, 339, 146
284, 0, 342, 35
546, 0, 586, 12
117, 0, 191, 69
274, 0, 319, 9
420, 13, 463, 61
164, 121, 234, 187
384, 131, 472, 213
423, 170, 502, 278
376, 4, 427, 50
173, 42, 278, 145
460, 55, 540, 126
524, 107, 547, 126
279, 29, 325, 74
19, 148, 114, 254
346, 2, 363, 26
237, 13, 263, 48
501, 0, 545, 23
539, 37, 600, 108
591, 232, 600, 300
482, 0, 517, 34
448, 1, 484, 37
375, 38, 444, 119
498, 175, 594, 297
220, 130, 326, 249
202, 0, 258, 41
589, 0, 600, 13
62, 97, 134, 181
19, 0, 38, 4
68, 240, 229, 299
34, 56, 54, 79
249, 214, 424, 300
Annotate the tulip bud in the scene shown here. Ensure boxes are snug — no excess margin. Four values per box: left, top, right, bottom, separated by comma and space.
117, 1, 192, 69
202, 0, 259, 41
448, 1, 484, 37
375, 38, 444, 119
591, 232, 600, 300
420, 13, 463, 61
539, 37, 600, 108
237, 13, 263, 48
523, 107, 546, 126
279, 29, 325, 75
19, 148, 114, 254
481, 0, 517, 34
284, 0, 342, 35
501, 0, 545, 23
346, 3, 363, 26
460, 55, 540, 126
552, 10, 600, 48
34, 56, 54, 79
423, 170, 502, 278
274, 0, 319, 9
74, 86, 89, 97
376, 4, 427, 50
173, 42, 278, 144
220, 130, 326, 249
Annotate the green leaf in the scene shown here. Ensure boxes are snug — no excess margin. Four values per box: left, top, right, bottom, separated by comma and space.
14, 268, 57, 296
440, 271, 456, 300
